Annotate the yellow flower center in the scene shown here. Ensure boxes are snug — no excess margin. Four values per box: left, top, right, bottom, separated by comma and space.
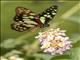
50, 40, 63, 48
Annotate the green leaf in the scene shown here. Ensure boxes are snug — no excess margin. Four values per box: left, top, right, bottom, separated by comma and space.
51, 55, 71, 60
33, 53, 53, 60
70, 47, 80, 60
0, 39, 17, 48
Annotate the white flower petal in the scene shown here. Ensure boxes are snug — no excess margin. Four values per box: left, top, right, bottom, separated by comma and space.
35, 28, 72, 55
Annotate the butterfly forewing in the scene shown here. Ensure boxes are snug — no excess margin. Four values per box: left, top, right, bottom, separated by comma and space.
38, 5, 58, 27
11, 7, 38, 32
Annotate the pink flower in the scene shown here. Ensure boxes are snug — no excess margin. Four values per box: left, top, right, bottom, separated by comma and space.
35, 28, 72, 55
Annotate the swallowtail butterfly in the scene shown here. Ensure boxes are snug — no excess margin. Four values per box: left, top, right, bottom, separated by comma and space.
11, 5, 58, 32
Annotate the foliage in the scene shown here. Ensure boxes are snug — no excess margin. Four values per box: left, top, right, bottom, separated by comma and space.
1, 1, 80, 60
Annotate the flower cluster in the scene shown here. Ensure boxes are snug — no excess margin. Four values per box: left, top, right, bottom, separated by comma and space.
35, 28, 72, 55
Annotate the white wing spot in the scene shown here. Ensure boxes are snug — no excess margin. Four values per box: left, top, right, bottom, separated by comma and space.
52, 13, 56, 15
54, 9, 57, 11
47, 13, 49, 15
44, 14, 47, 17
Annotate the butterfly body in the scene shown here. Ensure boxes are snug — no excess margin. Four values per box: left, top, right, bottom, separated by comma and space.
11, 5, 58, 32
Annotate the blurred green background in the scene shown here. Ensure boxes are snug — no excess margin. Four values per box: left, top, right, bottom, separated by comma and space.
1, 0, 80, 60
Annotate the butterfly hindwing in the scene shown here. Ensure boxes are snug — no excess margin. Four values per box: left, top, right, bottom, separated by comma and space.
38, 5, 58, 27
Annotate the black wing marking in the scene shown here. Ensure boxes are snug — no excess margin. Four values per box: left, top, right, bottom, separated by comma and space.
11, 6, 58, 32
38, 5, 58, 27
11, 7, 38, 32
11, 20, 37, 32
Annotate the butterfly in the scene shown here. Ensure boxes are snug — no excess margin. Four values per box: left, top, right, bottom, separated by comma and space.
11, 5, 58, 32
